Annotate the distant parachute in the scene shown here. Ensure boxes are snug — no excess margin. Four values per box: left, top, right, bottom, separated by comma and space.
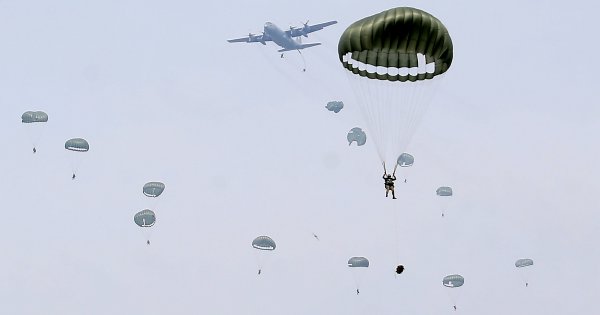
395, 153, 414, 184
516, 258, 534, 287
348, 257, 369, 267
437, 186, 453, 216
338, 7, 452, 168
22, 111, 48, 123
347, 127, 366, 146
515, 258, 533, 268
252, 236, 276, 250
134, 209, 156, 227
22, 111, 48, 153
326, 101, 344, 113
143, 182, 165, 198
252, 236, 276, 275
65, 138, 89, 179
397, 153, 414, 167
142, 182, 164, 231
348, 256, 369, 294
443, 274, 464, 288
134, 209, 156, 245
443, 274, 464, 310
437, 186, 453, 196
65, 138, 89, 152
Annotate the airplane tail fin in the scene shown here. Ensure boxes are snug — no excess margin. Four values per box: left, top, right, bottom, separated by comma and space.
278, 43, 321, 52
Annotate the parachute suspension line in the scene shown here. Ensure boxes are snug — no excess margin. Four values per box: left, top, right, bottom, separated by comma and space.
374, 78, 390, 162
389, 163, 401, 274
346, 73, 438, 166
253, 250, 262, 274
347, 75, 429, 164
258, 46, 335, 103
388, 193, 402, 277
257, 46, 303, 87
405, 78, 441, 138
390, 78, 441, 163
340, 64, 381, 162
259, 47, 299, 85
138, 226, 154, 245
345, 73, 386, 161
446, 288, 461, 310
297, 49, 306, 72
344, 66, 443, 167
23, 123, 45, 152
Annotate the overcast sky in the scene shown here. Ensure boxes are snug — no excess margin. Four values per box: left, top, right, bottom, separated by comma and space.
0, 0, 598, 314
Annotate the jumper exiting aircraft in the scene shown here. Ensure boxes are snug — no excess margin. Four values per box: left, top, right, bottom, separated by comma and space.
227, 20, 337, 57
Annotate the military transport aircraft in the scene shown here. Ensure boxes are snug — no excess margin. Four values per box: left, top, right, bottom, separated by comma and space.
227, 21, 337, 57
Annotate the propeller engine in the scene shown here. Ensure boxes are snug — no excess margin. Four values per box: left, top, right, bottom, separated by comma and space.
300, 20, 310, 37
249, 32, 267, 45
260, 31, 266, 45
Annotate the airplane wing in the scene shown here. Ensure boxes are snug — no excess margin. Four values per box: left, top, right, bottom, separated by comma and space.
303, 20, 338, 34
278, 43, 321, 52
227, 33, 272, 44
288, 20, 337, 37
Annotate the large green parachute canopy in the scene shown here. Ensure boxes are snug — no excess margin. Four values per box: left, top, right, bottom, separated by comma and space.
338, 7, 453, 82
348, 257, 370, 267
65, 138, 89, 152
337, 7, 452, 168
397, 153, 414, 167
443, 274, 464, 287
22, 111, 48, 123
347, 127, 367, 146
143, 182, 165, 197
252, 236, 276, 250
134, 209, 156, 227
437, 186, 453, 196
515, 258, 534, 268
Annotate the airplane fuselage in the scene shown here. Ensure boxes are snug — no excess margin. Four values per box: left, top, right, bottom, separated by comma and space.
264, 22, 300, 50
227, 20, 335, 53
